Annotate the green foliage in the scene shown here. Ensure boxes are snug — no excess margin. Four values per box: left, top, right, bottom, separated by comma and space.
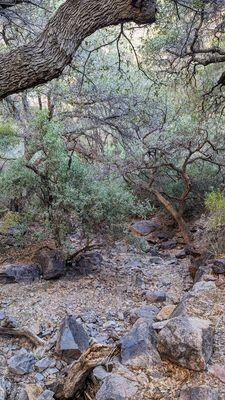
205, 191, 225, 228
0, 117, 153, 248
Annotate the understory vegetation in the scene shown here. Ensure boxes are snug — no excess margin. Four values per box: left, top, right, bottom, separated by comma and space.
1, 0, 225, 257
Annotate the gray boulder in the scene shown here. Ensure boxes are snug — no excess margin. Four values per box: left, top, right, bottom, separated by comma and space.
96, 374, 138, 400
33, 249, 65, 280
157, 316, 214, 371
120, 319, 161, 368
129, 304, 159, 324
179, 386, 219, 399
8, 349, 35, 375
0, 264, 41, 284
129, 220, 159, 236
56, 316, 90, 361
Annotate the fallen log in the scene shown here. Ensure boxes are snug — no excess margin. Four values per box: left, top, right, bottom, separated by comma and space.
62, 343, 118, 399
0, 326, 45, 347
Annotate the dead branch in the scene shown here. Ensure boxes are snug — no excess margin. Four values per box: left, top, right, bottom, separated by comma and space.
0, 326, 45, 347
61, 343, 118, 399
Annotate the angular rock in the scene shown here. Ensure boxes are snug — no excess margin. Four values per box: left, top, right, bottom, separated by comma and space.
8, 349, 35, 375
35, 358, 56, 372
156, 305, 176, 321
157, 316, 214, 371
75, 251, 103, 274
96, 374, 138, 400
144, 290, 166, 303
212, 258, 225, 275
33, 249, 66, 280
120, 319, 161, 368
179, 386, 218, 400
56, 315, 90, 361
129, 220, 160, 236
129, 305, 159, 325
37, 390, 55, 400
93, 366, 109, 381
191, 281, 216, 295
0, 264, 41, 284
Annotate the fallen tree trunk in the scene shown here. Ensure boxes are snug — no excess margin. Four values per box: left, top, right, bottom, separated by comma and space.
61, 343, 118, 399
0, 326, 45, 346
0, 0, 156, 99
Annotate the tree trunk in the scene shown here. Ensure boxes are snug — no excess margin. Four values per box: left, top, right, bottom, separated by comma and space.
153, 190, 191, 243
0, 0, 156, 99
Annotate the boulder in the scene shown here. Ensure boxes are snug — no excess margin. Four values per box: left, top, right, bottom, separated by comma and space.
56, 315, 90, 361
8, 349, 35, 375
96, 374, 138, 400
75, 251, 103, 274
129, 220, 159, 236
157, 316, 214, 371
0, 264, 41, 284
144, 290, 166, 303
120, 319, 161, 368
179, 386, 219, 400
33, 249, 66, 280
129, 305, 159, 325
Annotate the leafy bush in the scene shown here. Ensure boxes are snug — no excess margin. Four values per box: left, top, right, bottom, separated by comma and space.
204, 190, 225, 255
0, 116, 153, 250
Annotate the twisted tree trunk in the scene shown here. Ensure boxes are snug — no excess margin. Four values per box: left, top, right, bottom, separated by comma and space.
0, 0, 156, 99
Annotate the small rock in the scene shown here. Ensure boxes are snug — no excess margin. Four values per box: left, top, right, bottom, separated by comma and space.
56, 315, 90, 361
33, 249, 66, 280
8, 349, 35, 375
148, 256, 163, 265
156, 305, 176, 321
35, 373, 44, 382
0, 264, 41, 284
93, 366, 109, 381
212, 258, 225, 274
37, 390, 55, 400
120, 319, 161, 368
157, 316, 214, 371
129, 305, 159, 324
35, 358, 56, 372
209, 364, 225, 383
96, 374, 138, 400
179, 386, 219, 399
176, 250, 187, 259
144, 290, 166, 303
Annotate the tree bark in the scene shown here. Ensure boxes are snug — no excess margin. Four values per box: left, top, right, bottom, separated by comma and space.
0, 0, 156, 99
153, 190, 191, 243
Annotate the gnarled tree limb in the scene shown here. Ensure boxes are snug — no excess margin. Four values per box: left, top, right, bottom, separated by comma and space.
0, 0, 156, 99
